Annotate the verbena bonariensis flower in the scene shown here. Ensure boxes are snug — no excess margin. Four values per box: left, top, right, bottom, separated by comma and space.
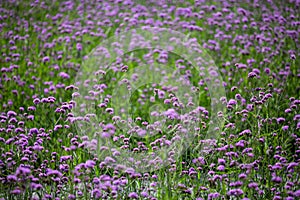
0, 0, 299, 199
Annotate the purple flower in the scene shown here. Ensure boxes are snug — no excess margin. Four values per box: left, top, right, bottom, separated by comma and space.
100, 174, 112, 182
128, 192, 139, 199
33, 145, 44, 151
10, 189, 21, 195
285, 104, 293, 112
230, 181, 243, 187
286, 197, 294, 200
282, 125, 289, 131
228, 99, 237, 105
76, 43, 82, 51
27, 115, 34, 120
141, 191, 148, 197
105, 108, 114, 114
29, 128, 39, 134
276, 117, 285, 124
46, 169, 62, 177
59, 72, 70, 79
296, 122, 300, 129
27, 106, 36, 111
287, 162, 298, 170
208, 192, 220, 199
158, 90, 165, 99
294, 190, 300, 197
7, 110, 17, 117
235, 140, 245, 148
68, 194, 76, 200
239, 129, 251, 136
248, 182, 258, 188
238, 173, 247, 179
235, 94, 242, 100
54, 125, 63, 131
290, 54, 296, 60
42, 56, 50, 62
85, 160, 96, 168
248, 72, 257, 78
246, 104, 254, 111
92, 189, 101, 198
31, 183, 43, 190
218, 158, 226, 165
60, 155, 72, 162
217, 165, 225, 171
16, 166, 31, 176
33, 98, 40, 104
7, 175, 17, 182
227, 189, 244, 196
294, 114, 300, 121
271, 176, 282, 183
163, 109, 179, 119
273, 196, 281, 200
166, 99, 176, 106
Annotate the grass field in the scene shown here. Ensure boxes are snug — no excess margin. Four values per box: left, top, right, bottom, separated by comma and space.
0, 0, 299, 199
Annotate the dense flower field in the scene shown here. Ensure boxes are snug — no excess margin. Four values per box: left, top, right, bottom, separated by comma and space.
0, 0, 299, 199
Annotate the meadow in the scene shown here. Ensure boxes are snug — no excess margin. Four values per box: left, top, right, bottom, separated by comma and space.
0, 0, 299, 199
